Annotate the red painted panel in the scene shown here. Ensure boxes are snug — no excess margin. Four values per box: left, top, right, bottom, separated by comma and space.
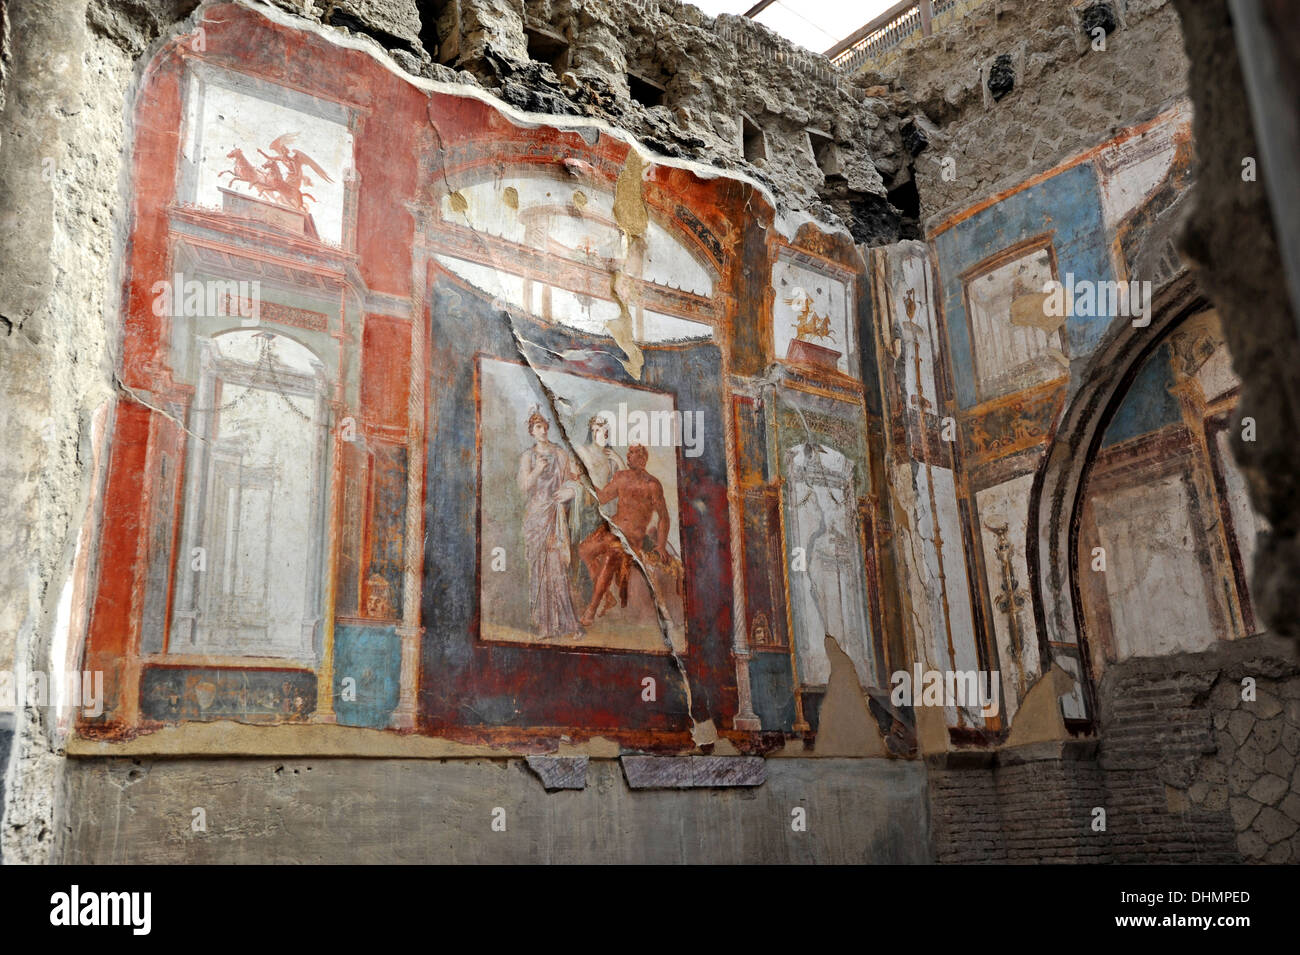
361, 315, 411, 432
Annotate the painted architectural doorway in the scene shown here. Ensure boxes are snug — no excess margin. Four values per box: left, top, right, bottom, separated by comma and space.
169, 331, 330, 662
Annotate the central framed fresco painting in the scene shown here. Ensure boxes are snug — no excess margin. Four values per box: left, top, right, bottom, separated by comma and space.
477, 357, 687, 654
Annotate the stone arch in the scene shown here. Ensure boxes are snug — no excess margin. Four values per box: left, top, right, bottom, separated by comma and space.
1026, 273, 1209, 717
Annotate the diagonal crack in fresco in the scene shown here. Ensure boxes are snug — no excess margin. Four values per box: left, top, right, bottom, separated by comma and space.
504, 324, 707, 746
112, 373, 204, 442
428, 111, 711, 746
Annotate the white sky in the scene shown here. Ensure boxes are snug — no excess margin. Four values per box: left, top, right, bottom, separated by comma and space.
686, 0, 899, 54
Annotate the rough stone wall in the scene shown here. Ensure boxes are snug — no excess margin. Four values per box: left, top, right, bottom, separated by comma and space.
56, 756, 930, 863
929, 634, 1298, 863
0, 0, 160, 865
1171, 0, 1300, 646
877, 0, 1189, 225
261, 0, 911, 242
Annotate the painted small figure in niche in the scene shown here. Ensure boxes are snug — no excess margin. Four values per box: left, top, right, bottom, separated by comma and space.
787, 286, 836, 344
219, 132, 334, 211
577, 443, 672, 628
784, 286, 843, 372
365, 573, 393, 619
517, 408, 583, 639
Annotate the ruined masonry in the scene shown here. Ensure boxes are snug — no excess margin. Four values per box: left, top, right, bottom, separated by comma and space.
0, 0, 1297, 864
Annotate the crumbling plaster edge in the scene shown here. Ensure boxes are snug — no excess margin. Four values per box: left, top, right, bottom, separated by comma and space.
209, 0, 852, 244
64, 719, 916, 759
63, 721, 917, 760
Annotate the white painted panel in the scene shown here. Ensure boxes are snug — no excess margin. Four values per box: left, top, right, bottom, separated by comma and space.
912, 464, 982, 726
184, 81, 353, 245
975, 471, 1040, 721
784, 444, 873, 689
1093, 473, 1218, 659
965, 247, 1066, 400
442, 176, 715, 296
772, 257, 855, 378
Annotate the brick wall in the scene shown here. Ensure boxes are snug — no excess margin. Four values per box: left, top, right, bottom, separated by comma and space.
1099, 663, 1240, 863
928, 634, 1298, 863
929, 742, 1109, 863
1101, 637, 1300, 862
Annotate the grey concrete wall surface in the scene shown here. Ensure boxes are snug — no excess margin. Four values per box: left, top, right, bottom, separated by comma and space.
57, 756, 931, 863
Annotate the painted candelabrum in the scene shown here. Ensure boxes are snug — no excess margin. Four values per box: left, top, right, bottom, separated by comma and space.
983, 517, 1029, 699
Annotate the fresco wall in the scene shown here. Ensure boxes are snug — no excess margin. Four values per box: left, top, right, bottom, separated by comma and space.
1078, 309, 1265, 667
869, 100, 1263, 742
75, 2, 897, 755
71, 4, 1260, 760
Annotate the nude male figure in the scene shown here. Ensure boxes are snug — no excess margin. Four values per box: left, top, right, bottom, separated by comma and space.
578, 444, 670, 628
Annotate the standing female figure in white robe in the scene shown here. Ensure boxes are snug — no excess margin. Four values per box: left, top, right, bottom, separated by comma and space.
518, 410, 582, 638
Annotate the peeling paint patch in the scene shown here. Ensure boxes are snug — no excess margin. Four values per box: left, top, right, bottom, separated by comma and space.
813, 637, 886, 757
1004, 664, 1073, 747
613, 151, 649, 243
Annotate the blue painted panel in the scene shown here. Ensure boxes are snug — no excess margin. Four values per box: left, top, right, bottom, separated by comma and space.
749, 653, 796, 732
933, 162, 1113, 408
420, 279, 725, 732
1101, 343, 1181, 447
333, 623, 401, 729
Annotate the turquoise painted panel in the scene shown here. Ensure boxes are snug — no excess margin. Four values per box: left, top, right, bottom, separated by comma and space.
1101, 343, 1181, 447
333, 623, 401, 729
749, 653, 796, 731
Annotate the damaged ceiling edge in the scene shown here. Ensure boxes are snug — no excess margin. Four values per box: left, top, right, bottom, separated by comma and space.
212, 0, 867, 244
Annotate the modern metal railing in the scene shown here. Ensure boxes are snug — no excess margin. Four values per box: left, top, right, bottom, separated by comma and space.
826, 0, 962, 73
